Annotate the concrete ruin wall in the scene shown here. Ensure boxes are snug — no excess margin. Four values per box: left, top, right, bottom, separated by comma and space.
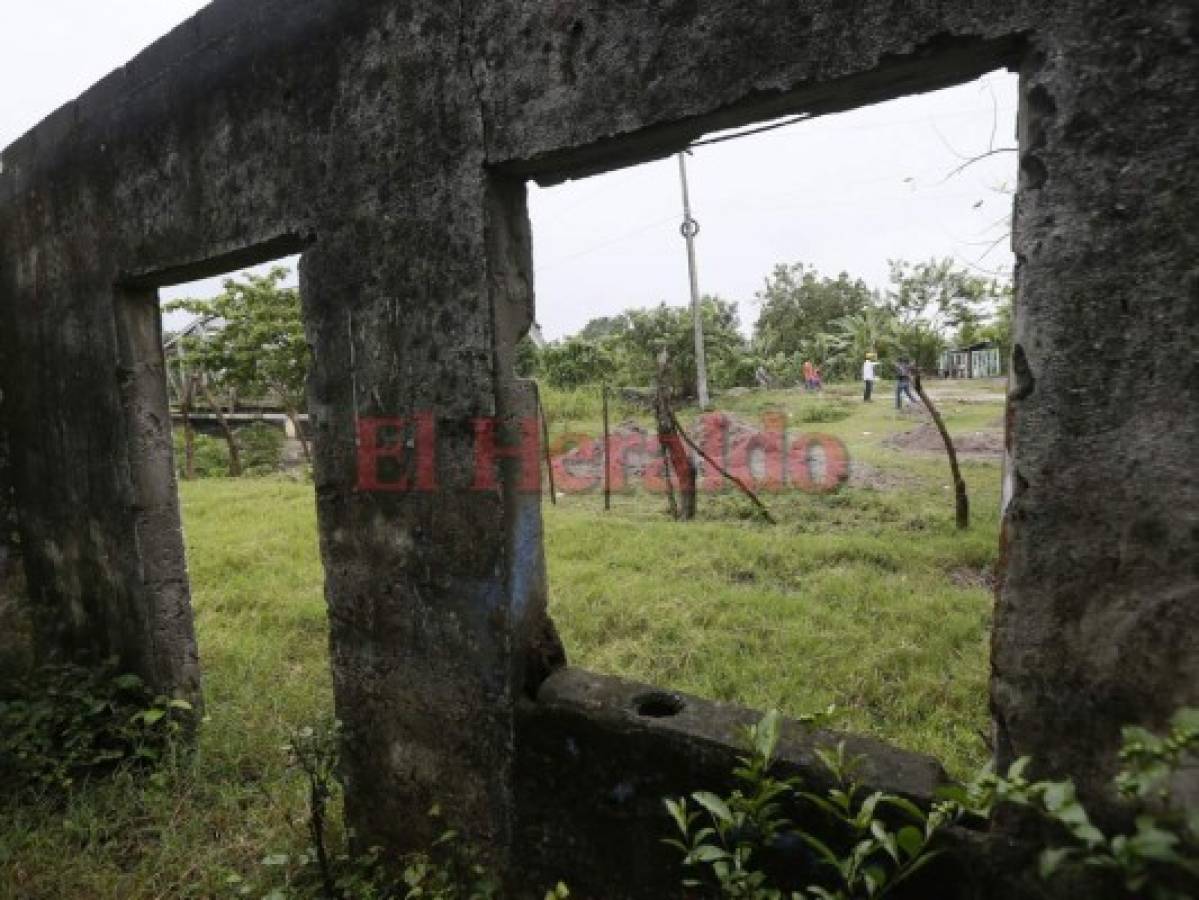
0, 354, 32, 677
1, 0, 1196, 894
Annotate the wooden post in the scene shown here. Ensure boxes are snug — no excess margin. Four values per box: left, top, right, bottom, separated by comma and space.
654, 351, 696, 520
602, 384, 612, 512
667, 408, 776, 525
539, 395, 556, 506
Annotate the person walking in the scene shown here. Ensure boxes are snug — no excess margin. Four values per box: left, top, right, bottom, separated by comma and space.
862, 353, 876, 402
802, 359, 815, 391
895, 357, 919, 410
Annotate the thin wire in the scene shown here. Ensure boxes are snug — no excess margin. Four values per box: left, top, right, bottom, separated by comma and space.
688, 114, 811, 149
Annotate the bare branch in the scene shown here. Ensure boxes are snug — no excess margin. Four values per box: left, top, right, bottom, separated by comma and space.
939, 147, 1018, 183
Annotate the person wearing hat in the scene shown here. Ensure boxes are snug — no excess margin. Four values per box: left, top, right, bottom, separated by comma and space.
862, 352, 877, 402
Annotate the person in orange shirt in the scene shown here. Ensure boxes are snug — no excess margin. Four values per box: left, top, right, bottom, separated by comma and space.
802, 359, 815, 391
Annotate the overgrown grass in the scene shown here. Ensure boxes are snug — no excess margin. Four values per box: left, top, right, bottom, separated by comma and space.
0, 380, 1006, 897
0, 481, 335, 899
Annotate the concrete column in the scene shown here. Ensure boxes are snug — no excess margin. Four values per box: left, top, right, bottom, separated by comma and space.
303, 179, 562, 864
993, 8, 1199, 812
0, 250, 200, 703
112, 286, 202, 704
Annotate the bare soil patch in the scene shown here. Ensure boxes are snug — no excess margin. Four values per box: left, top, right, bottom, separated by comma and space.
884, 424, 1003, 459
948, 566, 997, 592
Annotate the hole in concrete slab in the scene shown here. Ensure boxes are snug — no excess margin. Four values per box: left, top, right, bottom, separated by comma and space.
633, 691, 685, 718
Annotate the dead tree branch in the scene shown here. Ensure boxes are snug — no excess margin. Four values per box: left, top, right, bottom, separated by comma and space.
667, 409, 777, 526
912, 369, 969, 529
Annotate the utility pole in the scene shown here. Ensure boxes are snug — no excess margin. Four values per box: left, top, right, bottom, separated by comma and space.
677, 151, 710, 409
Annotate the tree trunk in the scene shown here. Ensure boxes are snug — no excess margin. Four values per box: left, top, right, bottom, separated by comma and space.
178, 374, 198, 481
668, 408, 776, 525
201, 382, 242, 477
181, 404, 196, 481
912, 369, 969, 529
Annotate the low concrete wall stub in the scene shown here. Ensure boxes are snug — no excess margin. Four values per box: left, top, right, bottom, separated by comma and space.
514, 668, 948, 898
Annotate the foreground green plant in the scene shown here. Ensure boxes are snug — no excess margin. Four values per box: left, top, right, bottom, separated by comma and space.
952, 708, 1199, 900
666, 710, 953, 898
0, 661, 193, 797
243, 719, 567, 900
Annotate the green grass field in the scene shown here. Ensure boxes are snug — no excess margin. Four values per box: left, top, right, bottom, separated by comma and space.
0, 379, 1006, 898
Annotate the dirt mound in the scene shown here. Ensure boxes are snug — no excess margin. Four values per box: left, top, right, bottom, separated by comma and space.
884, 424, 1003, 459
556, 420, 653, 480
554, 414, 806, 485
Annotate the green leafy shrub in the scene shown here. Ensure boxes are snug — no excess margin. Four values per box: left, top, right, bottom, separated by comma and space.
174, 429, 232, 478
666, 710, 954, 898
237, 422, 285, 475
540, 340, 616, 390
173, 424, 283, 478
953, 708, 1199, 900
241, 719, 568, 900
0, 661, 194, 796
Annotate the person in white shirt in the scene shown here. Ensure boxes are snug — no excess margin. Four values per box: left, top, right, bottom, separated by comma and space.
862, 353, 877, 402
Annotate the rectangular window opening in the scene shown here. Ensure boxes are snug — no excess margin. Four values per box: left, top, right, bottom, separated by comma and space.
523, 70, 1019, 778
153, 252, 335, 734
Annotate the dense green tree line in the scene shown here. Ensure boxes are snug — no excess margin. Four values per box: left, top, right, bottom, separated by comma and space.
521, 257, 1012, 393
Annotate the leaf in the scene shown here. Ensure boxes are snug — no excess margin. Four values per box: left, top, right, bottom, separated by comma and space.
880, 796, 927, 825
112, 673, 144, 691
870, 821, 900, 863
1041, 781, 1075, 813
689, 845, 731, 864
664, 798, 691, 837
797, 833, 841, 868
888, 849, 944, 889
1128, 817, 1181, 863
1007, 757, 1032, 781
799, 792, 846, 822
1038, 847, 1073, 880
692, 791, 734, 825
754, 710, 783, 763
863, 864, 888, 895
896, 826, 924, 860
141, 708, 166, 726
1170, 707, 1199, 733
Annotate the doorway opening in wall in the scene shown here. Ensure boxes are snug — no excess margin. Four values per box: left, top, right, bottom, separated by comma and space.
155, 251, 336, 776
523, 70, 1019, 779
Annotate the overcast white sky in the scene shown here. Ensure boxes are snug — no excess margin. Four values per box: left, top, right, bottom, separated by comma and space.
2, 2, 1017, 341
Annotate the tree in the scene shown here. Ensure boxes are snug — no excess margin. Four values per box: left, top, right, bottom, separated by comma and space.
753, 264, 875, 359
515, 335, 542, 378
167, 267, 312, 467
886, 257, 1007, 337
164, 346, 201, 480
973, 288, 1014, 364
575, 315, 630, 343
890, 320, 946, 373
539, 338, 615, 389
822, 306, 898, 377
618, 297, 749, 396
